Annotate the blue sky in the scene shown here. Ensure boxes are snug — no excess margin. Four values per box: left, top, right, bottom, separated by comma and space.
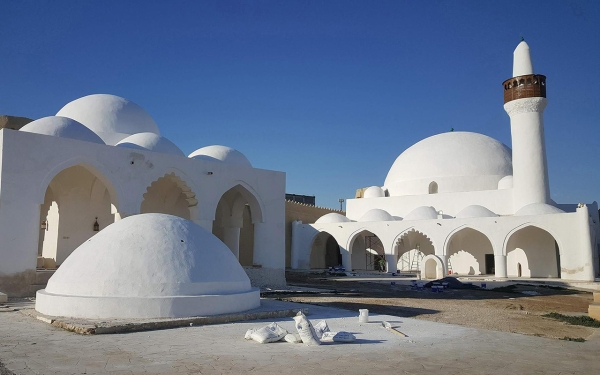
1, 1, 598, 209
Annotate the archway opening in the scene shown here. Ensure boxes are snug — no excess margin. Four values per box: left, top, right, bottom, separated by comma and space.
428, 181, 438, 194
446, 228, 494, 275
140, 173, 198, 220
38, 165, 118, 269
394, 229, 434, 274
310, 231, 342, 269
212, 184, 261, 267
350, 230, 385, 271
424, 258, 438, 279
506, 226, 559, 278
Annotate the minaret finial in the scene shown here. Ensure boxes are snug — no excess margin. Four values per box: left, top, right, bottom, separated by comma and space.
520, 36, 525, 42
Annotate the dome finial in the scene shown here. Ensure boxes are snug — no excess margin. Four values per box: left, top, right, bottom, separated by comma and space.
520, 35, 525, 42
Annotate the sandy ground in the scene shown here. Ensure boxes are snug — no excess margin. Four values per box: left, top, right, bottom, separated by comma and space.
280, 271, 597, 340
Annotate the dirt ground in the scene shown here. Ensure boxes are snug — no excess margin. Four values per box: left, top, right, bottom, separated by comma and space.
275, 271, 598, 340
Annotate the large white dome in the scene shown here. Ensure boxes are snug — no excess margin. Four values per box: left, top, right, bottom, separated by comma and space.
384, 132, 512, 196
189, 145, 252, 167
20, 116, 104, 144
35, 214, 259, 319
56, 94, 160, 145
116, 132, 184, 157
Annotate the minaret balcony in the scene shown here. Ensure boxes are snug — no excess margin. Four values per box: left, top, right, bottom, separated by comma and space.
502, 74, 546, 104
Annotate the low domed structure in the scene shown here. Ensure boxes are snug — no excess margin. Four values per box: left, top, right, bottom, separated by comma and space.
404, 206, 438, 221
56, 94, 160, 145
456, 205, 498, 219
363, 186, 385, 198
20, 116, 104, 144
498, 175, 514, 190
315, 213, 351, 224
359, 209, 394, 222
189, 145, 252, 167
515, 203, 565, 216
35, 214, 260, 319
116, 132, 184, 156
385, 132, 512, 196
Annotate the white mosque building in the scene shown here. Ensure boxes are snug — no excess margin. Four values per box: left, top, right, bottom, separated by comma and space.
0, 94, 286, 297
291, 41, 600, 281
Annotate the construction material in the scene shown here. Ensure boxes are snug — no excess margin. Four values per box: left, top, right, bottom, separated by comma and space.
321, 331, 356, 342
382, 321, 408, 337
358, 309, 369, 323
293, 311, 321, 346
284, 333, 302, 343
313, 320, 330, 338
250, 322, 288, 344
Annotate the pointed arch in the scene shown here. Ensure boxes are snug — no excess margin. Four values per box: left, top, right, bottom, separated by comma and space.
140, 172, 198, 220
346, 228, 386, 271
309, 230, 342, 269
503, 223, 561, 278
37, 156, 122, 211
391, 228, 435, 273
214, 181, 264, 223
444, 226, 494, 275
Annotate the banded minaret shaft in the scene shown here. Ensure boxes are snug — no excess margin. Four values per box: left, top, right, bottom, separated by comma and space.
503, 41, 550, 210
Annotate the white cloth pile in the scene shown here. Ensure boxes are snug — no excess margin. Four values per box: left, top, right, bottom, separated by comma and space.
244, 311, 356, 345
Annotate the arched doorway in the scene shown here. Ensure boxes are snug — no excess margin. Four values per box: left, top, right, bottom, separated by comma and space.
421, 255, 445, 279
310, 231, 342, 269
394, 229, 434, 273
140, 173, 198, 220
212, 184, 263, 266
505, 226, 560, 278
350, 230, 385, 271
446, 227, 494, 275
38, 165, 118, 268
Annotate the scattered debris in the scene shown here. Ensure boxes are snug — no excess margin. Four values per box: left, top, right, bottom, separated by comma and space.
293, 311, 321, 346
522, 291, 541, 296
423, 277, 479, 290
284, 333, 302, 343
321, 331, 356, 342
381, 321, 408, 337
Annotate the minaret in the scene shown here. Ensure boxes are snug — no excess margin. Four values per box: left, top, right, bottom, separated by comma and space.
503, 40, 550, 210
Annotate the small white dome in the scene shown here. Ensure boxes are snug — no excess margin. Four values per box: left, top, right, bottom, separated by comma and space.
20, 116, 104, 144
56, 94, 160, 145
189, 145, 252, 167
515, 203, 565, 216
116, 132, 184, 156
456, 205, 498, 219
363, 186, 385, 198
404, 206, 438, 221
358, 209, 394, 222
35, 214, 259, 319
315, 213, 351, 224
498, 175, 513, 190
385, 132, 512, 196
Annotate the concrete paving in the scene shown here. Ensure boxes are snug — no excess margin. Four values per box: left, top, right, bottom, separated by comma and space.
1, 299, 599, 375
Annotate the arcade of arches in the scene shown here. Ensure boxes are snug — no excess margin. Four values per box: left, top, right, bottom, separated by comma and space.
306, 226, 561, 279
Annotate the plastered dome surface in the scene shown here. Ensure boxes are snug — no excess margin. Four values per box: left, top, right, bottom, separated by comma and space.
56, 94, 160, 145
385, 132, 512, 196
35, 214, 259, 319
456, 205, 498, 219
359, 209, 394, 222
404, 206, 438, 221
363, 186, 385, 198
20, 116, 104, 144
315, 213, 351, 224
189, 145, 252, 167
116, 132, 184, 156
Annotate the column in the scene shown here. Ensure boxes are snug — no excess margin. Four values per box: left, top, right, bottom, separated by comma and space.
495, 254, 507, 278
223, 226, 241, 259
385, 254, 397, 273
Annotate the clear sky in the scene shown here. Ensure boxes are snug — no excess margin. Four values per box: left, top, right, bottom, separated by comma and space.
1, 1, 598, 209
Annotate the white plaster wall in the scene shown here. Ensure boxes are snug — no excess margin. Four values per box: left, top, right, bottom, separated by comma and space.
385, 174, 508, 197
0, 130, 286, 291
345, 188, 513, 220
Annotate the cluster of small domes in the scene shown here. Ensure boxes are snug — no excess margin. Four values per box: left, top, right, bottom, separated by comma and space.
20, 94, 251, 166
